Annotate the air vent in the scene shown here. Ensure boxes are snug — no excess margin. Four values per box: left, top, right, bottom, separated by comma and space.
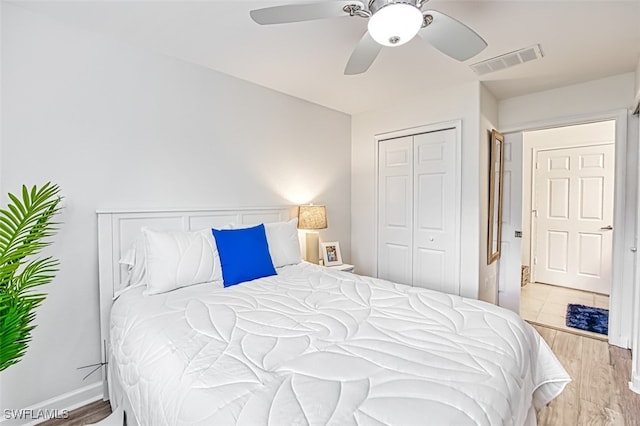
470, 44, 544, 75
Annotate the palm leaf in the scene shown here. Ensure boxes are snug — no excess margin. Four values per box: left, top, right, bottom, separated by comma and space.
0, 184, 60, 278
0, 183, 62, 371
15, 258, 59, 292
0, 296, 41, 370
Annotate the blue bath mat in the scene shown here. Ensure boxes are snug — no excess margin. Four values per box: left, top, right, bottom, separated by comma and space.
566, 304, 609, 335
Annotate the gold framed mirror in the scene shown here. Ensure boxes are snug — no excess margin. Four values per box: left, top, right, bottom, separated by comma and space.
488, 129, 505, 264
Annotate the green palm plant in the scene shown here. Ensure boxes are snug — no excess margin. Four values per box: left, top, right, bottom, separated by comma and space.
0, 183, 62, 371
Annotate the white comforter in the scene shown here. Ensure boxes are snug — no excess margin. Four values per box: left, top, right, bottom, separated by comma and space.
110, 263, 570, 425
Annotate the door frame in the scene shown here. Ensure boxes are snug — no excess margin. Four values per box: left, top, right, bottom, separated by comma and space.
530, 141, 615, 290
497, 132, 524, 313
501, 109, 630, 348
373, 120, 462, 294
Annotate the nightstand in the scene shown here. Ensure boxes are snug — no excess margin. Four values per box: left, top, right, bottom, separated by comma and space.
328, 263, 355, 273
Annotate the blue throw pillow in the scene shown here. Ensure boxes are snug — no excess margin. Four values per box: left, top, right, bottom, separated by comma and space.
212, 224, 276, 287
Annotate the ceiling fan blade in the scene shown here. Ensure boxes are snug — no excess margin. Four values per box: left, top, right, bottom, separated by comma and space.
250, 1, 364, 25
344, 32, 383, 75
418, 10, 487, 61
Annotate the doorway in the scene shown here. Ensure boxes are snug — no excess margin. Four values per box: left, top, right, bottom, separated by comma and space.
522, 121, 615, 338
497, 118, 625, 341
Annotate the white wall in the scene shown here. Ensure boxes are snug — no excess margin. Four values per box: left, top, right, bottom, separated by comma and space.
635, 56, 640, 105
479, 84, 499, 303
633, 113, 640, 394
351, 82, 481, 299
0, 3, 351, 414
0, 0, 3, 200
499, 73, 636, 130
634, 56, 640, 393
0, 0, 4, 415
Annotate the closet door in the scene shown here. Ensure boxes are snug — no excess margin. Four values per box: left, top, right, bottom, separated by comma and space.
413, 129, 457, 293
378, 136, 413, 285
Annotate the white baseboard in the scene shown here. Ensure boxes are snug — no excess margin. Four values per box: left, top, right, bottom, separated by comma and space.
608, 333, 630, 350
1, 382, 103, 426
630, 374, 640, 395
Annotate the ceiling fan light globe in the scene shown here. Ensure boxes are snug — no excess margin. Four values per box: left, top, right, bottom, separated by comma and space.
367, 3, 423, 47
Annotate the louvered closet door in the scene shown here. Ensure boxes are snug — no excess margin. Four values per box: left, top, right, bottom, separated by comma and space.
413, 129, 457, 292
378, 136, 413, 285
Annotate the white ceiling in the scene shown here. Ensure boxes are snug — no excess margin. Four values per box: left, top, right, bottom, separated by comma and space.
10, 0, 640, 114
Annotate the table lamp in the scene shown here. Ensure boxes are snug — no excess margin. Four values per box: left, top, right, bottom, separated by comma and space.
297, 205, 327, 264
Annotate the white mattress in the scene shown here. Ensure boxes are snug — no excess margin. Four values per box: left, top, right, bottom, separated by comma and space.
110, 263, 570, 425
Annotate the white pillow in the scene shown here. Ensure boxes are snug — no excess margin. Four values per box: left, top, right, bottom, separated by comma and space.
264, 218, 302, 268
119, 235, 146, 289
142, 228, 223, 295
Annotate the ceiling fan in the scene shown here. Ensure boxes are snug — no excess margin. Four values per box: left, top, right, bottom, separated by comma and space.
250, 0, 488, 75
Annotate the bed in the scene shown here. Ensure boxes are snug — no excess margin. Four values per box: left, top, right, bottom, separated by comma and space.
97, 208, 570, 426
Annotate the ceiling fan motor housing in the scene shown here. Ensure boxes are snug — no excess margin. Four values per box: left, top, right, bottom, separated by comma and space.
368, 0, 420, 15
367, 0, 424, 47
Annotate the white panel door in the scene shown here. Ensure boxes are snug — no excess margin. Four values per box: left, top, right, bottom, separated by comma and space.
413, 129, 457, 293
378, 136, 413, 285
498, 133, 523, 313
534, 144, 614, 294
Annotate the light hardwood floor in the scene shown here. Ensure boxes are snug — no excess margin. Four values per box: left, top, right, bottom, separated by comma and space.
522, 282, 609, 340
40, 325, 639, 426
534, 324, 640, 425
38, 400, 111, 426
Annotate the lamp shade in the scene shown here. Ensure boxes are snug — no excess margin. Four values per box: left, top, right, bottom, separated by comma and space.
367, 3, 423, 47
298, 205, 327, 230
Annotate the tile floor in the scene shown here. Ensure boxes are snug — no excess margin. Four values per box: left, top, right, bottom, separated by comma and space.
520, 282, 609, 341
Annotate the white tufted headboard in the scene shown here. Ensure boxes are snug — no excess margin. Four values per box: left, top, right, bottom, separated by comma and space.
96, 206, 295, 399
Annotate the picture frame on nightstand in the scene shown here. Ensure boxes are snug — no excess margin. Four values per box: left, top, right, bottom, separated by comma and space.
321, 241, 342, 266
